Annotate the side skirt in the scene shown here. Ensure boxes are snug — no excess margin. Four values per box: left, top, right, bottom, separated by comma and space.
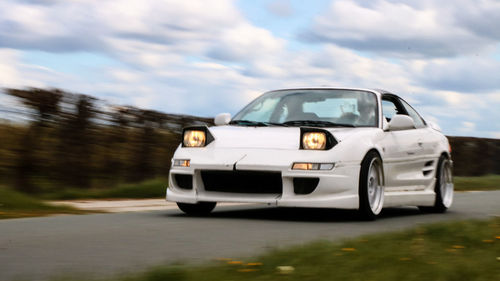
383, 190, 435, 207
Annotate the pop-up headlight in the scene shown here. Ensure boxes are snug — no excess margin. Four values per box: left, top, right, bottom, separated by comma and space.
183, 130, 206, 147
300, 128, 337, 150
182, 126, 214, 147
302, 132, 326, 150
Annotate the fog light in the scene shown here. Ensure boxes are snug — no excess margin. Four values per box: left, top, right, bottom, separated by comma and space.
173, 159, 190, 167
292, 163, 334, 170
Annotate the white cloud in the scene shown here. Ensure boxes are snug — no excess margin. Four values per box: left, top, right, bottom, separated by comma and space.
303, 0, 500, 58
461, 121, 476, 132
0, 0, 283, 67
0, 49, 23, 87
267, 0, 294, 17
406, 55, 500, 92
207, 23, 285, 61
0, 48, 60, 88
109, 69, 144, 83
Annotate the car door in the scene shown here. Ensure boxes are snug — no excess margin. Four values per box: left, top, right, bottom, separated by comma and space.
380, 95, 427, 192
398, 98, 441, 187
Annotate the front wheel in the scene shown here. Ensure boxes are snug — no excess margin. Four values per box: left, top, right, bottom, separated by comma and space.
358, 151, 384, 220
177, 202, 216, 216
419, 155, 453, 213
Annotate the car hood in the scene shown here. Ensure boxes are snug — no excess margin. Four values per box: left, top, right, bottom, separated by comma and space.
208, 126, 369, 149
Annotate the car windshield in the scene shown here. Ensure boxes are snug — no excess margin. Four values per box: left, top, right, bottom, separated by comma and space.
232, 89, 378, 127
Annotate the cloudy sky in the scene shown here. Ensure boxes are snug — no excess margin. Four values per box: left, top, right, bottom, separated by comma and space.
1, 0, 499, 138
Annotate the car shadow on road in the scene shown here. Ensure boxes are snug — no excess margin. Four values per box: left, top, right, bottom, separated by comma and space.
165, 206, 424, 223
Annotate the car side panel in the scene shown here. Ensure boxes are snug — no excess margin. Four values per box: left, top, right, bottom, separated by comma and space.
380, 127, 432, 191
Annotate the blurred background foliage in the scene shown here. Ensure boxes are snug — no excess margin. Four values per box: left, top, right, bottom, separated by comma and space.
0, 87, 212, 195
0, 87, 499, 196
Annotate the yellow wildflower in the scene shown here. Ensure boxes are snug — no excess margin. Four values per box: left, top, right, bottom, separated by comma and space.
341, 248, 356, 252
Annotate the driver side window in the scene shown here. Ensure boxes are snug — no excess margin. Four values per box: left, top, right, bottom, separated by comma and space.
399, 99, 426, 128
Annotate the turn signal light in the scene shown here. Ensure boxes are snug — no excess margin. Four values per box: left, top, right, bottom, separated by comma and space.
292, 162, 335, 170
173, 159, 190, 167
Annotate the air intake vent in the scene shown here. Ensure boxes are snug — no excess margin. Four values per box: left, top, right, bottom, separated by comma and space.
174, 174, 193, 190
201, 170, 282, 194
422, 161, 435, 176
293, 177, 319, 195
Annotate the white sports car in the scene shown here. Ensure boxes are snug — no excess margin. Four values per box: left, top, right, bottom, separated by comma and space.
167, 88, 453, 219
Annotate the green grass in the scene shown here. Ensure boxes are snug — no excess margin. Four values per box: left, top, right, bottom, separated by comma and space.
39, 178, 168, 200
0, 187, 91, 219
454, 175, 500, 191
0, 178, 167, 218
52, 218, 500, 281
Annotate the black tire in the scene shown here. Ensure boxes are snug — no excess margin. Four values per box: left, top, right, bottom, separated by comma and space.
419, 155, 453, 213
177, 202, 216, 216
358, 151, 384, 221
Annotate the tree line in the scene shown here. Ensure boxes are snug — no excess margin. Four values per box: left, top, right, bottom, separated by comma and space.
0, 88, 212, 193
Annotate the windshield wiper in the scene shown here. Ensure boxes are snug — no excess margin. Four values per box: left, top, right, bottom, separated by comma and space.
229, 120, 288, 127
282, 120, 355, 127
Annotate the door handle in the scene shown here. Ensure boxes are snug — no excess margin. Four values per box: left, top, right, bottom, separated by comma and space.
417, 140, 423, 147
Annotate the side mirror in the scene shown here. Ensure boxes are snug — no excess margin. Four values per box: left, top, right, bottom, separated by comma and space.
382, 117, 389, 131
214, 113, 231, 126
388, 114, 415, 131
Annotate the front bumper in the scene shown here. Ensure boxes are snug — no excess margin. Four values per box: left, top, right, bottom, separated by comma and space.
166, 148, 361, 209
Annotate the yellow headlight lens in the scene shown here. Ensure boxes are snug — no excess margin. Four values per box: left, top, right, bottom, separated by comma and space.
183, 130, 206, 147
302, 132, 326, 150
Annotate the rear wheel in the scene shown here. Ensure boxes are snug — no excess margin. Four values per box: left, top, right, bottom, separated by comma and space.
419, 155, 453, 213
358, 151, 384, 220
177, 202, 216, 215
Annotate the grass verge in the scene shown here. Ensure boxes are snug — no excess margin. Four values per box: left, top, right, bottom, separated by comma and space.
454, 175, 500, 191
39, 178, 167, 200
0, 187, 93, 219
52, 217, 500, 281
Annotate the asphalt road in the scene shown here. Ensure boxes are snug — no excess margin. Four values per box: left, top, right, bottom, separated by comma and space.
1, 191, 499, 281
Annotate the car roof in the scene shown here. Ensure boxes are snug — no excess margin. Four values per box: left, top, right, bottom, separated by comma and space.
265, 87, 394, 98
